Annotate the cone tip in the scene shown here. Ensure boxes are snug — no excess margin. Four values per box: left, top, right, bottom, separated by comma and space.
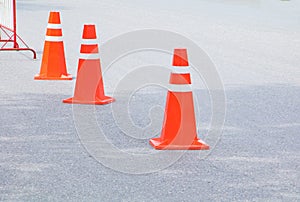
84, 23, 96, 26
48, 11, 61, 24
82, 24, 97, 39
173, 48, 189, 66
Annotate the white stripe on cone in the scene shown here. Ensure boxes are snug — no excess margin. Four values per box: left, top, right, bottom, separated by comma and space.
45, 35, 63, 42
171, 66, 191, 74
81, 39, 98, 45
79, 53, 100, 60
168, 84, 193, 92
47, 23, 62, 29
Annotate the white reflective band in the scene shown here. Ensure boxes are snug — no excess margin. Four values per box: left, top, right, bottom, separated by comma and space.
171, 66, 191, 74
81, 39, 98, 45
45, 35, 63, 42
79, 53, 100, 60
47, 23, 62, 29
168, 84, 193, 92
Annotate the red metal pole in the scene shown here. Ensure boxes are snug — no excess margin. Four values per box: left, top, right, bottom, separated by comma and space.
12, 0, 17, 48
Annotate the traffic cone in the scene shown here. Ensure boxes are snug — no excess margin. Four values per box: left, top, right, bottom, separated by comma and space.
34, 11, 72, 80
150, 48, 210, 150
63, 24, 115, 105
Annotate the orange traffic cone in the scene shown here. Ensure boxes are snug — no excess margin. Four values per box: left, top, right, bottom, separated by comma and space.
150, 48, 210, 150
34, 11, 72, 80
63, 24, 115, 105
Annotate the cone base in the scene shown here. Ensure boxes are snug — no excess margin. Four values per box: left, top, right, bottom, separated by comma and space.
34, 74, 73, 80
149, 138, 210, 150
63, 96, 115, 105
